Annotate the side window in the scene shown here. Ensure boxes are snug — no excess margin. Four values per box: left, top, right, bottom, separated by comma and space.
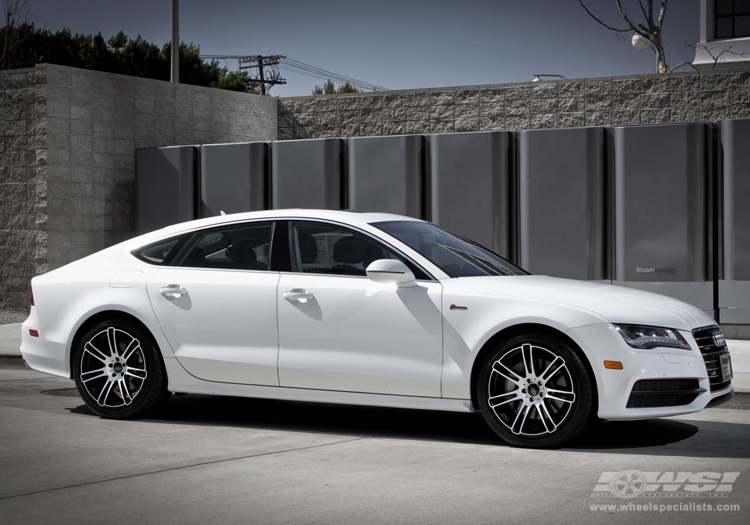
178, 222, 274, 271
133, 238, 183, 265
290, 221, 407, 277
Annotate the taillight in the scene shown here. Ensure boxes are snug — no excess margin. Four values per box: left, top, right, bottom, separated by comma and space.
31, 292, 35, 307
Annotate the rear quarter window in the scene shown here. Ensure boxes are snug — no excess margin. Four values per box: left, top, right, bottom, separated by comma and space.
132, 237, 185, 265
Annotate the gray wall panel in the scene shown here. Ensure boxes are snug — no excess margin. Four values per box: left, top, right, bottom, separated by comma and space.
135, 119, 744, 324
429, 131, 511, 256
719, 118, 750, 323
347, 135, 423, 218
271, 138, 342, 209
614, 123, 707, 282
135, 146, 196, 234
518, 127, 606, 280
720, 119, 750, 281
200, 142, 266, 218
613, 123, 712, 309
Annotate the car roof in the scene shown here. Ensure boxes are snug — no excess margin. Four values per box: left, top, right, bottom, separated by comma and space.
127, 209, 423, 248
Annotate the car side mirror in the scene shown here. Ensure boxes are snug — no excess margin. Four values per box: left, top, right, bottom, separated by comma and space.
365, 259, 417, 288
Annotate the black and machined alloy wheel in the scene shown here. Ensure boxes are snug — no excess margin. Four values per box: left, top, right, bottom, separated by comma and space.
477, 333, 594, 448
73, 320, 169, 418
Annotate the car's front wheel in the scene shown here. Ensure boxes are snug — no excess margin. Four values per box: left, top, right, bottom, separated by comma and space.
477, 333, 594, 448
73, 320, 169, 418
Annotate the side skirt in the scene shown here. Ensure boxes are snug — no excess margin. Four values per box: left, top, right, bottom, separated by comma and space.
164, 358, 474, 413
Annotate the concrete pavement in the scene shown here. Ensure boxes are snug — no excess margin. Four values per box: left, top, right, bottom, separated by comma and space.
1, 364, 749, 524
3, 321, 749, 393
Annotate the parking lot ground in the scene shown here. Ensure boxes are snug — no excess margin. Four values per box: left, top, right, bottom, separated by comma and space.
0, 364, 748, 525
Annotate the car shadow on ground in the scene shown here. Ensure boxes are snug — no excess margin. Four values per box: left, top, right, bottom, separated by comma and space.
573, 419, 699, 450
573, 417, 750, 458
65, 392, 749, 456
70, 393, 500, 445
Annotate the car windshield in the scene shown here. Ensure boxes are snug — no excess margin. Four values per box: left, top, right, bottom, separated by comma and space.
372, 221, 528, 278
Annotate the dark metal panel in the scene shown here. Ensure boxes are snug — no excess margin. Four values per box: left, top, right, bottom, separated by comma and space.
429, 131, 511, 257
719, 118, 750, 323
200, 142, 266, 218
613, 123, 712, 309
271, 138, 342, 209
347, 135, 423, 218
135, 146, 196, 234
518, 127, 606, 280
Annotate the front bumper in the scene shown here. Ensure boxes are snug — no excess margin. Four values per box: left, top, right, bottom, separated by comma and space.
705, 389, 734, 408
568, 323, 733, 420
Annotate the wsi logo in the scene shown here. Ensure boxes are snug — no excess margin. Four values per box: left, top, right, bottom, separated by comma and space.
592, 471, 740, 498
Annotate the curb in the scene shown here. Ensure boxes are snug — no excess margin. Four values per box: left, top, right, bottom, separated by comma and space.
0, 356, 28, 369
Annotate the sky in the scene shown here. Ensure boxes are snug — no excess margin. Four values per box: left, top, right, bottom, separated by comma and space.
21, 0, 701, 97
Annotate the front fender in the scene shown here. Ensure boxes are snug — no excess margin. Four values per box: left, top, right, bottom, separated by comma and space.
440, 280, 606, 400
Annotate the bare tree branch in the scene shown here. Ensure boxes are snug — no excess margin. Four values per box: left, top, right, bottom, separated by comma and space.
668, 61, 698, 72
657, 0, 668, 29
615, 0, 644, 35
577, 0, 630, 32
636, 0, 650, 24
1, 0, 31, 70
579, 0, 670, 73
695, 42, 750, 69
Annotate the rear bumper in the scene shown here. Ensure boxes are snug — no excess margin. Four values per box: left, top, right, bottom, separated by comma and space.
20, 312, 70, 379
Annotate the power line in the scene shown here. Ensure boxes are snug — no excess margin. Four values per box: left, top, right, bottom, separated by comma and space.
280, 57, 390, 91
199, 54, 286, 95
239, 55, 286, 95
199, 54, 390, 93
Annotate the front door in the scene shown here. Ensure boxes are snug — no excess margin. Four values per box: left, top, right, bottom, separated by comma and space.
277, 220, 443, 397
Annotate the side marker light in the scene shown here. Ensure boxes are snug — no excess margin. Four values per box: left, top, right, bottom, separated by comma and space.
604, 360, 623, 370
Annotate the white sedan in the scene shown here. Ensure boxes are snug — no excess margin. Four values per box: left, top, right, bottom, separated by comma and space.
21, 209, 734, 448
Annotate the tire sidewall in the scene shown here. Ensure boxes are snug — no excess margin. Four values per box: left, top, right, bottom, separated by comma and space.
477, 333, 593, 448
73, 319, 167, 419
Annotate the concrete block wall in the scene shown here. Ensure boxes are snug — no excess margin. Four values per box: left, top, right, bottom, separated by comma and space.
3, 63, 750, 317
0, 68, 47, 312
277, 69, 750, 139
0, 63, 278, 312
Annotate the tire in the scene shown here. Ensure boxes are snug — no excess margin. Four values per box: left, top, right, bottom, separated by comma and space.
73, 320, 169, 419
477, 333, 594, 448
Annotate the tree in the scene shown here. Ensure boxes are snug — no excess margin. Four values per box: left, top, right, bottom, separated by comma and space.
212, 69, 256, 93
578, 0, 670, 73
312, 79, 360, 95
0, 19, 259, 93
0, 0, 32, 69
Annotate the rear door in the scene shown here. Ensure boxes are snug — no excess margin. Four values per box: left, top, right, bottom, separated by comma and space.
146, 221, 280, 385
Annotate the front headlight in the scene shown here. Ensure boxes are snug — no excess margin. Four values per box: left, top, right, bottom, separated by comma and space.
614, 324, 691, 350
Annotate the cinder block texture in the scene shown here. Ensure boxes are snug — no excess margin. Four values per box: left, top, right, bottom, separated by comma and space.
1, 64, 277, 310
277, 70, 750, 139
3, 63, 750, 314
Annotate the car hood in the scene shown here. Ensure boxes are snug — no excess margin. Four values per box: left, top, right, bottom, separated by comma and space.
454, 275, 715, 331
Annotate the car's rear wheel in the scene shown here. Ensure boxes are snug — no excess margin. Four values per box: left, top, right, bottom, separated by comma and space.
477, 333, 593, 448
73, 320, 169, 418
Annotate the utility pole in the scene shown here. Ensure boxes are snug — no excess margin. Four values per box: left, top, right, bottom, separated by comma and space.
171, 0, 179, 83
239, 55, 286, 95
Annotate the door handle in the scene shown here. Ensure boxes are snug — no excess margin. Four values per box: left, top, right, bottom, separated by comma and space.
159, 284, 188, 298
283, 288, 314, 302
